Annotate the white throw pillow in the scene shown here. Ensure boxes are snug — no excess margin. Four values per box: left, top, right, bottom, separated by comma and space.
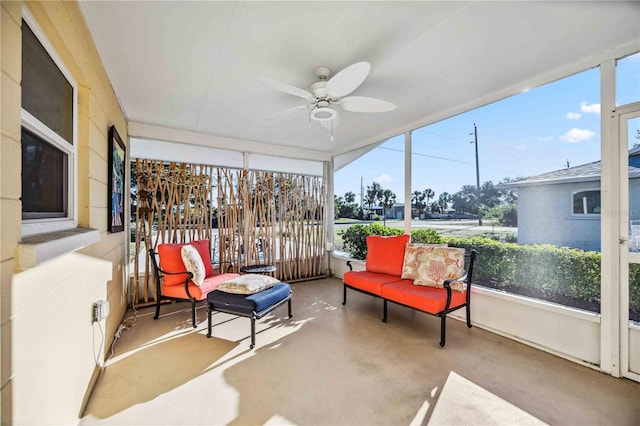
216, 274, 279, 294
181, 244, 206, 286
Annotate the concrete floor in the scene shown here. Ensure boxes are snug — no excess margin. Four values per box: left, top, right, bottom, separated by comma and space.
80, 278, 640, 425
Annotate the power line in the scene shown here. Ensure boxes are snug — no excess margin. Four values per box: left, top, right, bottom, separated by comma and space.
377, 146, 469, 164
413, 128, 470, 143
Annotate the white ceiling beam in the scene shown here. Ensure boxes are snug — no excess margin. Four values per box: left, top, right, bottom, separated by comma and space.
128, 121, 332, 162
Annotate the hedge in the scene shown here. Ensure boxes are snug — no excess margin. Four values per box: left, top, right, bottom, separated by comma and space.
442, 236, 602, 303
339, 223, 404, 260
339, 224, 640, 317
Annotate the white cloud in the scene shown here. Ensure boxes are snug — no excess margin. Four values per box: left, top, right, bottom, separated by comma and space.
560, 128, 595, 143
566, 111, 582, 120
374, 173, 392, 184
537, 136, 554, 142
580, 101, 601, 114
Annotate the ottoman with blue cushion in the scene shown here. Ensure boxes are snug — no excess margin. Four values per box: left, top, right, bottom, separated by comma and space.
206, 282, 292, 348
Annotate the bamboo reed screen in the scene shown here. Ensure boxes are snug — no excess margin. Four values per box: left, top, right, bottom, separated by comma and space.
133, 160, 216, 305
217, 169, 326, 282
132, 160, 326, 306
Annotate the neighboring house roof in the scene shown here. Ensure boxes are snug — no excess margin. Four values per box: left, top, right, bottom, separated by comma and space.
500, 146, 640, 188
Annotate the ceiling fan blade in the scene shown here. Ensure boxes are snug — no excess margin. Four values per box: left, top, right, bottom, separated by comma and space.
257, 77, 314, 100
325, 61, 370, 98
340, 96, 396, 113
270, 105, 307, 120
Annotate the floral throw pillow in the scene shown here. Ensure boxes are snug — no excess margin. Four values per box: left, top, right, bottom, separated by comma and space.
216, 274, 279, 294
401, 243, 447, 280
180, 244, 206, 286
413, 247, 466, 292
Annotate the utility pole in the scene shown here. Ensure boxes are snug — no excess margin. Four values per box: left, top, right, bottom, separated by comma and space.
472, 123, 482, 226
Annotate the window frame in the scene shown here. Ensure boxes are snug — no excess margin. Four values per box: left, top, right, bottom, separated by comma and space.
571, 189, 601, 216
21, 8, 78, 237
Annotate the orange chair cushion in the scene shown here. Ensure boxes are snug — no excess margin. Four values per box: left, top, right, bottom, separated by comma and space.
380, 280, 467, 314
157, 240, 214, 286
162, 272, 240, 300
365, 234, 410, 276
344, 270, 403, 296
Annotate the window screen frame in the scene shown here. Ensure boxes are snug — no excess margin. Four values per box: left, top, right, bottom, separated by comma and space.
21, 9, 78, 237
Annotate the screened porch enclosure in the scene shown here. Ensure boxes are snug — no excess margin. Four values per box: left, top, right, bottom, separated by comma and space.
131, 159, 327, 307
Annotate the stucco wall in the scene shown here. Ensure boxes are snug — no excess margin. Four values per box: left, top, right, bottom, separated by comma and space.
517, 178, 640, 251
630, 179, 640, 224
517, 182, 602, 251
1, 1, 128, 424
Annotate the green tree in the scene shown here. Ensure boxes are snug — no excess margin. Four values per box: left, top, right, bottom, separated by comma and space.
411, 190, 425, 218
438, 192, 451, 213
451, 185, 477, 213
379, 189, 396, 226
423, 188, 434, 213
344, 191, 356, 204
365, 182, 383, 218
480, 181, 502, 208
334, 194, 344, 219
498, 177, 520, 204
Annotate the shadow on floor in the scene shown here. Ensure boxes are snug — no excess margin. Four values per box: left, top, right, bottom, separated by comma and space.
83, 326, 238, 419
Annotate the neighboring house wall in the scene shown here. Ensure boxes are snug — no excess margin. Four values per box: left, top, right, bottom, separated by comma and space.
517, 179, 640, 251
517, 181, 602, 251
629, 178, 640, 233
1, 2, 128, 424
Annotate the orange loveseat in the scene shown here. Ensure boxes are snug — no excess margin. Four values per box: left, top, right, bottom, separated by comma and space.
342, 234, 477, 347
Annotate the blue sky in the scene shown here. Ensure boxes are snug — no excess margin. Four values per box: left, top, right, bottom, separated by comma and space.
335, 53, 640, 203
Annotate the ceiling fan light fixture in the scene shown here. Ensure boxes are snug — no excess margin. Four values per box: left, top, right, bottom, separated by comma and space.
310, 107, 337, 122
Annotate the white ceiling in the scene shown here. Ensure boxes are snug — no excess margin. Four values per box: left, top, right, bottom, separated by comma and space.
79, 1, 640, 164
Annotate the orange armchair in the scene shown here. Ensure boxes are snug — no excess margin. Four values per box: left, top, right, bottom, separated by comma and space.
149, 240, 239, 327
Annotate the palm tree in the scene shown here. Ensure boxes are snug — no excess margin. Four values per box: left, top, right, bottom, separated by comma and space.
438, 192, 451, 214
380, 189, 396, 226
423, 188, 434, 213
365, 182, 383, 218
411, 190, 423, 218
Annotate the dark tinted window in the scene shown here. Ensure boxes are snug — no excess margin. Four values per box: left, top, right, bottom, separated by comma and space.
21, 128, 67, 218
21, 20, 73, 144
573, 190, 600, 215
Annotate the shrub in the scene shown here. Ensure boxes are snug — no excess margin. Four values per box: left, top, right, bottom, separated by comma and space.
444, 236, 603, 303
503, 233, 518, 243
484, 203, 517, 227
337, 224, 640, 317
338, 222, 403, 260
411, 228, 444, 244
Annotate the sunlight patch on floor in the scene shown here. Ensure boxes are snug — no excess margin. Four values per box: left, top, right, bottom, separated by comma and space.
409, 398, 431, 426
427, 371, 547, 425
264, 414, 296, 425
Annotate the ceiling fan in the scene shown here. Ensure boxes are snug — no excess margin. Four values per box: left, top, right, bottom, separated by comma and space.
257, 61, 396, 139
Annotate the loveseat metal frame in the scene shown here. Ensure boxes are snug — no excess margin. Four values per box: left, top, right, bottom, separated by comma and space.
343, 250, 477, 347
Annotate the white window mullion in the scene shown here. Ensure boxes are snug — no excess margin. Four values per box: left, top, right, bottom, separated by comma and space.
600, 58, 619, 376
